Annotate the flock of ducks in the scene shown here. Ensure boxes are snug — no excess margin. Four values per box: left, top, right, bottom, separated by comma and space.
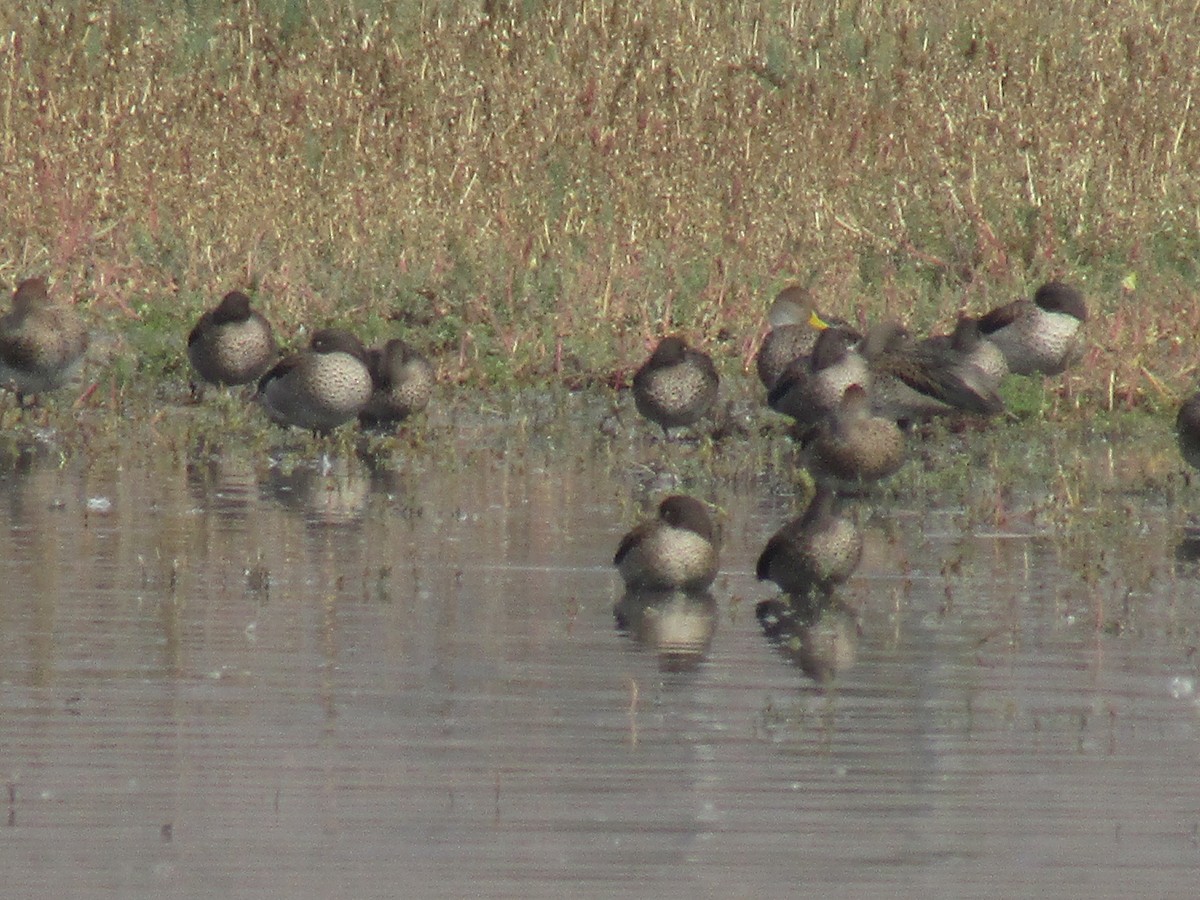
610, 280, 1110, 643
2, 275, 1199, 660
188, 290, 435, 431
0, 280, 434, 431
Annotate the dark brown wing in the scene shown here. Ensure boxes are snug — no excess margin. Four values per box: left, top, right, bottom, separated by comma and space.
977, 298, 1028, 335
613, 523, 648, 567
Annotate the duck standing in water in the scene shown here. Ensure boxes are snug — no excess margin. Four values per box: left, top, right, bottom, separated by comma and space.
632, 335, 719, 438
614, 495, 719, 593
257, 328, 373, 433
756, 487, 862, 602
808, 384, 905, 489
0, 276, 89, 405
187, 291, 278, 388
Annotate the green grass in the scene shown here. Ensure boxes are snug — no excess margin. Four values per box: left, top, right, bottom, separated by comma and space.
0, 0, 1197, 408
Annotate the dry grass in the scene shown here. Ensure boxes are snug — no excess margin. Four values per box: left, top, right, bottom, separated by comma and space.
0, 0, 1197, 406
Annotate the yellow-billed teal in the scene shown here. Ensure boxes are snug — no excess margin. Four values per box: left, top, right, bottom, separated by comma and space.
614, 495, 719, 593
767, 325, 868, 431
755, 286, 838, 390
977, 281, 1088, 376
187, 291, 278, 387
808, 384, 905, 488
358, 338, 434, 427
756, 487, 862, 600
864, 321, 1004, 423
0, 277, 88, 404
632, 335, 719, 437
257, 328, 372, 432
1177, 392, 1200, 471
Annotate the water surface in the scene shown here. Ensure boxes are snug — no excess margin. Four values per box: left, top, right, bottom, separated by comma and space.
1, 413, 1198, 898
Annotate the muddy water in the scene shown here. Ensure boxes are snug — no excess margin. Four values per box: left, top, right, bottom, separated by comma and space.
1, 418, 1199, 897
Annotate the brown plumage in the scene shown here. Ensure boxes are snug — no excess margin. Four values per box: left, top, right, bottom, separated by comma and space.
257, 328, 373, 432
1177, 391, 1200, 472
756, 286, 829, 390
0, 277, 88, 404
359, 338, 434, 427
863, 321, 1004, 423
632, 336, 719, 437
614, 495, 719, 593
187, 291, 278, 387
756, 488, 863, 601
767, 326, 868, 431
808, 384, 905, 488
977, 281, 1088, 376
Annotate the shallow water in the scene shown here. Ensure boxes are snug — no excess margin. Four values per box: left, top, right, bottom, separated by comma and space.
1, 413, 1199, 898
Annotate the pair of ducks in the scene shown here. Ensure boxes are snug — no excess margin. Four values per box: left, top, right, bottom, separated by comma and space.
614, 488, 861, 604
186, 291, 433, 432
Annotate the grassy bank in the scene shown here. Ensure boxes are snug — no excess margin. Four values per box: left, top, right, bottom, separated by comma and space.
0, 0, 1197, 411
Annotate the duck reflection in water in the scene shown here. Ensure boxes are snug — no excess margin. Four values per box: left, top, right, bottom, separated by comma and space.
614, 589, 717, 672
756, 594, 860, 684
262, 454, 369, 528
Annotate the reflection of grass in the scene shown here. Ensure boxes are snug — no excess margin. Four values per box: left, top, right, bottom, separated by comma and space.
0, 2, 1197, 414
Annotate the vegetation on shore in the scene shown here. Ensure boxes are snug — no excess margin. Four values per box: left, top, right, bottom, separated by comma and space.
0, 0, 1196, 415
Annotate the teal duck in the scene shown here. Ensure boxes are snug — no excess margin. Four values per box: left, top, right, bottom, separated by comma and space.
187, 291, 278, 387
756, 487, 863, 600
920, 314, 1009, 391
767, 325, 868, 430
808, 384, 905, 488
256, 328, 373, 432
614, 495, 719, 592
0, 277, 88, 404
755, 286, 837, 390
632, 336, 719, 437
864, 321, 1004, 423
359, 338, 434, 427
1177, 391, 1200, 471
977, 281, 1088, 376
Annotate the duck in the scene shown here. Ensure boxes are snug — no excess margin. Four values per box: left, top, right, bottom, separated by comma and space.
632, 335, 719, 437
756, 487, 862, 601
186, 291, 278, 387
1177, 391, 1200, 472
976, 281, 1088, 376
613, 495, 719, 593
863, 321, 1004, 423
256, 328, 373, 432
920, 314, 1009, 392
0, 276, 88, 405
755, 286, 839, 390
767, 325, 868, 432
807, 383, 905, 488
358, 338, 434, 427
